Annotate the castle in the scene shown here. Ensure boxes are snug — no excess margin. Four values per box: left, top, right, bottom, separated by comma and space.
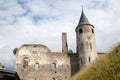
16, 9, 98, 80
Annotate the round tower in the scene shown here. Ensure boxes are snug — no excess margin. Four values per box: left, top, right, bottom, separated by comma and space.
75, 9, 97, 69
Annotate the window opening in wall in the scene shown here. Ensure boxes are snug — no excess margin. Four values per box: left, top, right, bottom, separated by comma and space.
92, 29, 94, 33
51, 63, 56, 70
79, 29, 82, 34
34, 45, 37, 47
33, 46, 37, 53
80, 58, 82, 64
89, 57, 91, 63
35, 63, 39, 71
53, 77, 55, 80
80, 58, 83, 67
23, 57, 29, 69
90, 44, 92, 49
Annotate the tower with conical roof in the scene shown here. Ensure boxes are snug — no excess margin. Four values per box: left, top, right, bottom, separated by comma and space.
75, 9, 97, 69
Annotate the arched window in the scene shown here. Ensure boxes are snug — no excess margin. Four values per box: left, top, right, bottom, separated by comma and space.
51, 63, 56, 70
35, 63, 39, 71
23, 57, 29, 69
33, 46, 37, 53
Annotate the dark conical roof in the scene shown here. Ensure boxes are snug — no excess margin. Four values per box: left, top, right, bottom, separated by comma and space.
77, 9, 94, 28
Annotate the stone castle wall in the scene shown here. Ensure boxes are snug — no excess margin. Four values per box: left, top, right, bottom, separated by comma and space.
15, 9, 100, 80
16, 44, 71, 80
70, 53, 79, 76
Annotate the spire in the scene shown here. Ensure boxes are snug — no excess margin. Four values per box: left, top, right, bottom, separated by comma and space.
78, 9, 93, 27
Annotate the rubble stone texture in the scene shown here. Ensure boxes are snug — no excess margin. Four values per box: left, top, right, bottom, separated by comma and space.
16, 10, 98, 80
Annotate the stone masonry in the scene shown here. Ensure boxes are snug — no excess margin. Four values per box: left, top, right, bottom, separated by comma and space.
16, 44, 71, 80
16, 9, 98, 80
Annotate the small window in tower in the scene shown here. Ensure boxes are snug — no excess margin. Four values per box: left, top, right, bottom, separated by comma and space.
92, 29, 94, 33
51, 63, 56, 70
23, 57, 29, 69
53, 77, 55, 80
88, 57, 91, 62
79, 29, 83, 34
35, 63, 39, 71
66, 42, 68, 48
90, 44, 92, 49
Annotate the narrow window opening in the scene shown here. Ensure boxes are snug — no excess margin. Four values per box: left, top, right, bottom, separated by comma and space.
23, 57, 29, 69
79, 29, 82, 34
53, 77, 55, 80
35, 63, 39, 71
90, 44, 92, 49
89, 57, 91, 62
80, 58, 83, 67
51, 63, 56, 70
92, 29, 94, 33
34, 45, 37, 47
33, 46, 37, 53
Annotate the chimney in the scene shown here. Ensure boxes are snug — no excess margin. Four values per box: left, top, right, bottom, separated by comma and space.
62, 32, 68, 53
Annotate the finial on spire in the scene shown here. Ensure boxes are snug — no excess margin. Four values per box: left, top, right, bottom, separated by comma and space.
81, 0, 84, 10
81, 5, 83, 10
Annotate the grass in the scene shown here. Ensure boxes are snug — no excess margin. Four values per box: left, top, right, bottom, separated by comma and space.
71, 44, 120, 80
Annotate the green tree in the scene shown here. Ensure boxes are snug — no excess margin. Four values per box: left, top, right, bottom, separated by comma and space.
67, 49, 73, 56
13, 48, 18, 55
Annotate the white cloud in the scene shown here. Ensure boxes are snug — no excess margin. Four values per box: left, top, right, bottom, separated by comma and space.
0, 0, 26, 25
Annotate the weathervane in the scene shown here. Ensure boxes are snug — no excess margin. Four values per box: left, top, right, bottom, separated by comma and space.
81, 0, 85, 10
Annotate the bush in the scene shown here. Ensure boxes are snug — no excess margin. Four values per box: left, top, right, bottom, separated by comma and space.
13, 48, 18, 55
67, 49, 73, 56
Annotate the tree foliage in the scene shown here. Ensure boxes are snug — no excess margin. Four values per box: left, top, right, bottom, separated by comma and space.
13, 48, 18, 55
67, 49, 73, 56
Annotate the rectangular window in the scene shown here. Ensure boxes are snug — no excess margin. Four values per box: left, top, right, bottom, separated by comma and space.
51, 63, 56, 70
35, 63, 39, 71
79, 29, 82, 34
92, 29, 94, 33
23, 57, 29, 69
90, 44, 92, 49
89, 57, 91, 62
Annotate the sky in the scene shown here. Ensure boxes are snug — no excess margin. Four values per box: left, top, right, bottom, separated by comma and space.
0, 0, 120, 70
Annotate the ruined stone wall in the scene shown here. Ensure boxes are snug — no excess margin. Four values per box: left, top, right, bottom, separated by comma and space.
16, 44, 71, 80
70, 53, 79, 76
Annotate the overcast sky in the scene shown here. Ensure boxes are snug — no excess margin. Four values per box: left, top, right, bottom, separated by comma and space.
0, 0, 120, 70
